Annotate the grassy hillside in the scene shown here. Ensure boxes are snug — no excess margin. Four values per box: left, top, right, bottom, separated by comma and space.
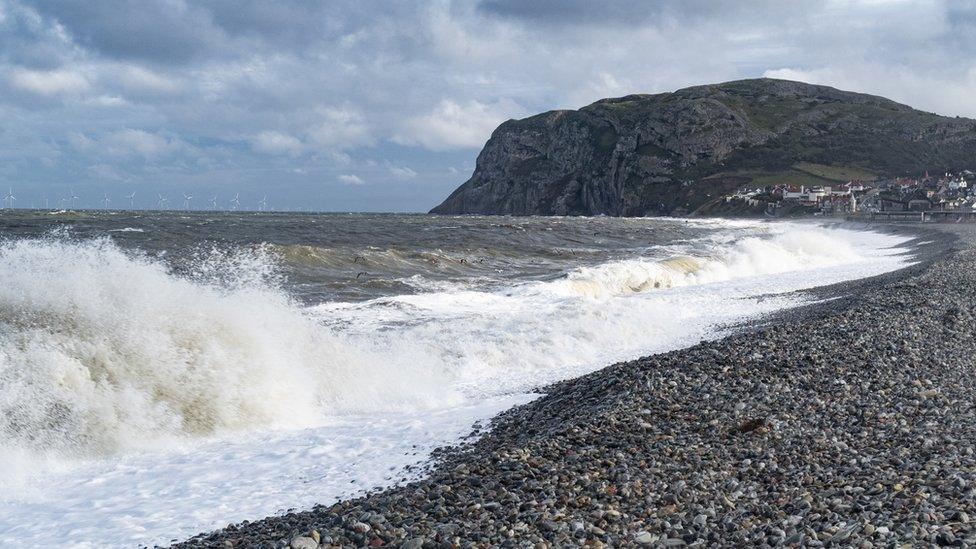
704, 162, 879, 191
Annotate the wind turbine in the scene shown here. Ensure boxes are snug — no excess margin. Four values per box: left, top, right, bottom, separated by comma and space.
101, 193, 111, 209
182, 193, 193, 210
69, 189, 79, 209
209, 195, 218, 210
231, 193, 240, 211
258, 195, 268, 211
157, 193, 169, 210
59, 196, 68, 209
126, 191, 136, 209
3, 188, 14, 209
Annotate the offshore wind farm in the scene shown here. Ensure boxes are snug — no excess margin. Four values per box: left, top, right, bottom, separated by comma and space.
0, 189, 290, 212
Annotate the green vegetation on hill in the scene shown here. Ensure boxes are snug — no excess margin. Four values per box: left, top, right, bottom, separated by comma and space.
792, 162, 878, 182
705, 162, 880, 194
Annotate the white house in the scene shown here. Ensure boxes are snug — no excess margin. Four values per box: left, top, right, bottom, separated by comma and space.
782, 185, 830, 205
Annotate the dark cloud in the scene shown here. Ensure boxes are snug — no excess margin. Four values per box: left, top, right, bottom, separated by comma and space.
947, 0, 976, 32
30, 0, 224, 64
28, 0, 436, 65
478, 0, 666, 25
0, 2, 72, 68
477, 0, 790, 27
205, 0, 342, 48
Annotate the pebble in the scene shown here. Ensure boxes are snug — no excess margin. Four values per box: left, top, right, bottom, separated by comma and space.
289, 537, 317, 549
633, 531, 655, 545
173, 226, 976, 549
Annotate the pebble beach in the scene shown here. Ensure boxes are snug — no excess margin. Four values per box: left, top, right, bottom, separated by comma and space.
176, 223, 975, 548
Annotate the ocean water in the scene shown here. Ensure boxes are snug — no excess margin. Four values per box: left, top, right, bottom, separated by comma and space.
0, 211, 914, 547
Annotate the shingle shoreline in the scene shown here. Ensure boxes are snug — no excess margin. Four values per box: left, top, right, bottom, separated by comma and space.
176, 223, 972, 548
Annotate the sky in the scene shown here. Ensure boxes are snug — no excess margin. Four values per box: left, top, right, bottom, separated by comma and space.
0, 0, 974, 212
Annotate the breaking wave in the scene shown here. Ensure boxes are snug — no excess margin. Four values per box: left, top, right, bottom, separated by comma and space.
0, 223, 909, 463
0, 236, 452, 458
559, 227, 866, 298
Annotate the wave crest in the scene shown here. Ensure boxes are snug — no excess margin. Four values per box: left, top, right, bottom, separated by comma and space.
561, 227, 865, 298
0, 237, 451, 457
0, 224, 906, 461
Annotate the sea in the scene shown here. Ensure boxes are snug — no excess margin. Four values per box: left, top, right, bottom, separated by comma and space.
0, 210, 914, 547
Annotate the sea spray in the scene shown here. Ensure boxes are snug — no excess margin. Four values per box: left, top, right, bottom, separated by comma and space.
0, 235, 455, 458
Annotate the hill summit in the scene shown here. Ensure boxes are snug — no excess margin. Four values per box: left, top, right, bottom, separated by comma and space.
431, 78, 976, 216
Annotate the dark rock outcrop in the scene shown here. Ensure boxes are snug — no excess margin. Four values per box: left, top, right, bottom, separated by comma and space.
431, 78, 976, 216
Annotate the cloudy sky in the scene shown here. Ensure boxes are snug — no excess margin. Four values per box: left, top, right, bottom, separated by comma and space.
0, 0, 974, 211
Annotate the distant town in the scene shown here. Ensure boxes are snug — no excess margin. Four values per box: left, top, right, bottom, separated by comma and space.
723, 170, 976, 219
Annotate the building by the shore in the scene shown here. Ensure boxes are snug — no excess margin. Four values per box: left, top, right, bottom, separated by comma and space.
721, 170, 976, 216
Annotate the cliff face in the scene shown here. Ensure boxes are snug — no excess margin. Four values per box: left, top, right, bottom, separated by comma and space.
430, 78, 976, 216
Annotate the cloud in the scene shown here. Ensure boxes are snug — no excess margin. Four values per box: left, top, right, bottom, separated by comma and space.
394, 99, 523, 150
87, 163, 128, 181
762, 68, 818, 83
0, 0, 975, 212
67, 131, 95, 150
104, 129, 177, 158
9, 67, 89, 95
762, 65, 976, 118
338, 174, 364, 185
29, 0, 224, 65
115, 65, 183, 95
478, 0, 674, 26
389, 165, 417, 180
250, 130, 303, 156
477, 0, 797, 31
306, 107, 374, 151
95, 129, 193, 159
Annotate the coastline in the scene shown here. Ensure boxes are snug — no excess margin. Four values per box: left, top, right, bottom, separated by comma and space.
176, 222, 969, 548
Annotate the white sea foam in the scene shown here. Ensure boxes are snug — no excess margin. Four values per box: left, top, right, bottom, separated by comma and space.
313, 224, 912, 393
0, 222, 915, 547
0, 237, 454, 462
0, 225, 909, 459
557, 224, 866, 298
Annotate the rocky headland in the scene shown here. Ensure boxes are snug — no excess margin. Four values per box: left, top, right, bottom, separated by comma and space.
176, 223, 976, 548
430, 79, 976, 217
